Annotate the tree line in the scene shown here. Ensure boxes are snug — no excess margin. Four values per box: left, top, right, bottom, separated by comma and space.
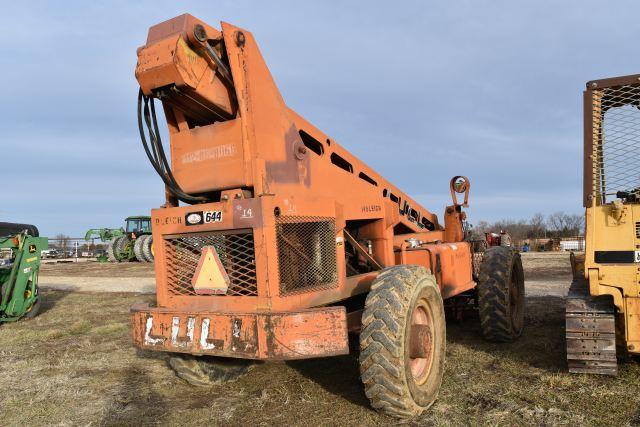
472, 211, 584, 242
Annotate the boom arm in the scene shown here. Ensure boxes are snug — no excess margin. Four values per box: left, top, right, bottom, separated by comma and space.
84, 228, 124, 242
135, 14, 468, 239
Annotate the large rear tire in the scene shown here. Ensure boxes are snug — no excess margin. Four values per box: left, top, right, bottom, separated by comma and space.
477, 246, 525, 342
168, 355, 255, 386
359, 265, 446, 419
133, 236, 146, 262
114, 235, 131, 263
142, 235, 154, 263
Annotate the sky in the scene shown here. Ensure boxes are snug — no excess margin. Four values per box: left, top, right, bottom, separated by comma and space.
2, 1, 639, 237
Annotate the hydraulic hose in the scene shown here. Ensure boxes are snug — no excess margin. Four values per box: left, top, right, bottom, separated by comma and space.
137, 88, 208, 204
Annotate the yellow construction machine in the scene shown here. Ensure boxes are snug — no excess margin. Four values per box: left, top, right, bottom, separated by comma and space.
567, 74, 640, 375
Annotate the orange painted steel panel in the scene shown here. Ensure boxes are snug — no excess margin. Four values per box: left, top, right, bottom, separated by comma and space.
397, 242, 475, 299
131, 303, 348, 360
171, 119, 247, 193
145, 14, 222, 45
136, 35, 194, 93
136, 34, 234, 118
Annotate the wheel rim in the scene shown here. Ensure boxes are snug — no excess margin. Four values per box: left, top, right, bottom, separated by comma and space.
408, 298, 435, 384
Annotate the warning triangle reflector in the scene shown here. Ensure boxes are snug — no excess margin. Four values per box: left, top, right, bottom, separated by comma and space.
191, 246, 230, 295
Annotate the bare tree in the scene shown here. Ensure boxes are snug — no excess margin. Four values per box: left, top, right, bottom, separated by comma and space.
471, 211, 583, 247
529, 213, 545, 238
545, 211, 583, 237
54, 233, 71, 253
564, 214, 584, 236
547, 212, 568, 235
475, 221, 490, 233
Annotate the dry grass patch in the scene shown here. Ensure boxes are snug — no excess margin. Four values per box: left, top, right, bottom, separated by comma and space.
1, 255, 640, 425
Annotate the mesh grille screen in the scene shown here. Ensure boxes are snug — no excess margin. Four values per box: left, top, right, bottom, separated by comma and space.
276, 216, 338, 295
592, 84, 640, 203
164, 230, 257, 296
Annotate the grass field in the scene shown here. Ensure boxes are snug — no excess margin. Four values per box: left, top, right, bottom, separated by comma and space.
2, 253, 640, 425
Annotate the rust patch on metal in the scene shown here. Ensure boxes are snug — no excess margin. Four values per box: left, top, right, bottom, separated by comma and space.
409, 324, 432, 359
131, 304, 348, 360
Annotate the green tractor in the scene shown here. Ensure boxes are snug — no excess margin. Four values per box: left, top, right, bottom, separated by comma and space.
0, 222, 47, 323
85, 216, 154, 263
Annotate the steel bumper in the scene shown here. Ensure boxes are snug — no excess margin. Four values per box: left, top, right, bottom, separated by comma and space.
130, 303, 349, 360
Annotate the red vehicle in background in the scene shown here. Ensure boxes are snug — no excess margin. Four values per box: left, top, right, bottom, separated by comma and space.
486, 230, 512, 247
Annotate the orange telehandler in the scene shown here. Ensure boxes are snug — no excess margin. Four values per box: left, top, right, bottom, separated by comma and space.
131, 14, 525, 418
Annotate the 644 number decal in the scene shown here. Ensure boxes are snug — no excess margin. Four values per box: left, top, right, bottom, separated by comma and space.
185, 210, 223, 226
204, 211, 222, 223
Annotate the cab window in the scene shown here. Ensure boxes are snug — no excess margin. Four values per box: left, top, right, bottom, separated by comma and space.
126, 220, 141, 233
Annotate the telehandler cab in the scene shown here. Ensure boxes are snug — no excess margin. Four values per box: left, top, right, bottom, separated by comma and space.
130, 14, 525, 418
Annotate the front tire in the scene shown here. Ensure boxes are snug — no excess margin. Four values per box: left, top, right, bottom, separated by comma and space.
106, 238, 118, 263
359, 265, 446, 419
477, 246, 525, 342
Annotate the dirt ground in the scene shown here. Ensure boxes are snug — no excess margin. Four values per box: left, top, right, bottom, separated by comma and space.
38, 252, 573, 296
3, 252, 640, 425
40, 261, 155, 278
39, 262, 156, 293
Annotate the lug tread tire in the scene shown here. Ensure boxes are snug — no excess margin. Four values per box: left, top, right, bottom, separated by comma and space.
359, 265, 445, 419
106, 238, 119, 263
477, 246, 525, 342
133, 236, 146, 262
114, 235, 131, 263
169, 355, 255, 387
142, 235, 154, 262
